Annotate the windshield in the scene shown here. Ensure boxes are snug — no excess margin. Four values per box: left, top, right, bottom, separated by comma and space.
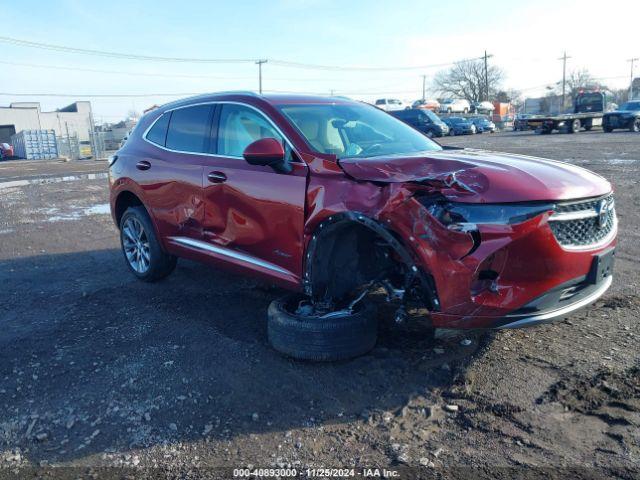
620, 102, 640, 110
423, 110, 441, 122
278, 103, 442, 159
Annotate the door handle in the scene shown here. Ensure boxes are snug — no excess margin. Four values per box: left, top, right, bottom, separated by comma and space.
207, 171, 227, 183
136, 160, 151, 171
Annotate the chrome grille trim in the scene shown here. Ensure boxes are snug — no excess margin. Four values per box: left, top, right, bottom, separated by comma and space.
548, 194, 617, 250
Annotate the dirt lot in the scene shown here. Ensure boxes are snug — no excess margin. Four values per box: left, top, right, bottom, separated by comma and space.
0, 131, 638, 479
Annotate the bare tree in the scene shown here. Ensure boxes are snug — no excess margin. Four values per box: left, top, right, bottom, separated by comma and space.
433, 59, 504, 102
553, 68, 601, 97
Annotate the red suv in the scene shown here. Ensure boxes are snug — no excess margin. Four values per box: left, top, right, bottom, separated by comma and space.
109, 92, 617, 360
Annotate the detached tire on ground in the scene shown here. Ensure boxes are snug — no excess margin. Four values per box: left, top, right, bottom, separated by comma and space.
267, 294, 377, 361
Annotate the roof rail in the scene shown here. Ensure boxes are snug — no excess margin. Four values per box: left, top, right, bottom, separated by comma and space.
156, 91, 261, 111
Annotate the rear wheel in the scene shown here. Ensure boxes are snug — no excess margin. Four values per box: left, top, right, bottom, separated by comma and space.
267, 294, 377, 361
120, 206, 176, 282
630, 119, 640, 132
603, 125, 614, 133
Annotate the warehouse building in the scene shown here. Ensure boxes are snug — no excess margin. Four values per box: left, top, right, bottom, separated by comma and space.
0, 101, 93, 144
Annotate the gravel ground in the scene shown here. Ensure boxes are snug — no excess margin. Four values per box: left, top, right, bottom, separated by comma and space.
0, 131, 638, 479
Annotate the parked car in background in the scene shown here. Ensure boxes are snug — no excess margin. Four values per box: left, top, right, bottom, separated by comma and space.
439, 98, 471, 114
602, 101, 640, 132
109, 92, 617, 361
0, 143, 14, 160
412, 99, 440, 111
390, 108, 449, 137
374, 98, 409, 111
471, 116, 496, 133
442, 116, 476, 135
470, 101, 495, 114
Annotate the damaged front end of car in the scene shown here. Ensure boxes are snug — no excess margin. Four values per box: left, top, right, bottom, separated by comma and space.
299, 149, 614, 330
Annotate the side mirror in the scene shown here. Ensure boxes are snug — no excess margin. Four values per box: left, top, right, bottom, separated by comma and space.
242, 138, 290, 173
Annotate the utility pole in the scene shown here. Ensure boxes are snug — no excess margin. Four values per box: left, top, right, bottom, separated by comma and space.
558, 51, 571, 111
421, 75, 426, 101
483, 51, 489, 102
628, 57, 638, 101
255, 59, 267, 94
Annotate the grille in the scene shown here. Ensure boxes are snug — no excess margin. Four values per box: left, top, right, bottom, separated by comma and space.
549, 194, 616, 249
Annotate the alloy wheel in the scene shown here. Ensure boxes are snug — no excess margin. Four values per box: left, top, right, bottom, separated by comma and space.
122, 217, 151, 274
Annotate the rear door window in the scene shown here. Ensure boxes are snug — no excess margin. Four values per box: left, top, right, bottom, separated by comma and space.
165, 105, 213, 153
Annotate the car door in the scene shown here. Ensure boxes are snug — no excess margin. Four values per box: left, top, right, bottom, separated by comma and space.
136, 105, 213, 241
200, 103, 308, 285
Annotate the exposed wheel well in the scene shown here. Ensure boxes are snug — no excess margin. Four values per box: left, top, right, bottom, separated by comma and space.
303, 212, 439, 311
114, 191, 143, 228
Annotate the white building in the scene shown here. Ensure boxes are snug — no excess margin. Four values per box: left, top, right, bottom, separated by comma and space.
0, 101, 93, 144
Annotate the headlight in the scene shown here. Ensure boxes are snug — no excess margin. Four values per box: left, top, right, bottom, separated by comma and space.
424, 200, 554, 231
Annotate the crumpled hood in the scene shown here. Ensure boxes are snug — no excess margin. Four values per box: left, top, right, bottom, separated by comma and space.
338, 148, 612, 203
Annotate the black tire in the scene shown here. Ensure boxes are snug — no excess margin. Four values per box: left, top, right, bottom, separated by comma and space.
119, 206, 177, 282
568, 119, 581, 134
630, 119, 640, 133
267, 294, 377, 361
603, 125, 614, 133
463, 107, 469, 114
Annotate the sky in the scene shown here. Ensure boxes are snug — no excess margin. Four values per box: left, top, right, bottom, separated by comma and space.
1, 0, 638, 122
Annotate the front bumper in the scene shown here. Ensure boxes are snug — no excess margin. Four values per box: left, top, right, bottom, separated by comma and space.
496, 274, 612, 328
387, 195, 618, 330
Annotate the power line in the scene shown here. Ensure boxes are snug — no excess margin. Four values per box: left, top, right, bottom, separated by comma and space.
0, 34, 483, 72
0, 60, 256, 80
0, 59, 370, 83
268, 57, 484, 72
0, 35, 254, 64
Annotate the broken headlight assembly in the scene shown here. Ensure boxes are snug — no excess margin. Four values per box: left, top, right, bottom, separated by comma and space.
423, 199, 554, 232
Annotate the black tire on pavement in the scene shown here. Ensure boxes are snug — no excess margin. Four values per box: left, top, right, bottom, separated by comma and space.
267, 294, 377, 361
630, 119, 640, 133
119, 206, 177, 282
603, 125, 614, 133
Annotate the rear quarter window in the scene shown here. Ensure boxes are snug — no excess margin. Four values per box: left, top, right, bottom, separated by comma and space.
145, 113, 170, 146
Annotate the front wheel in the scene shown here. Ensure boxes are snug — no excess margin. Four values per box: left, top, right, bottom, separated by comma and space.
267, 294, 377, 361
463, 108, 469, 114
630, 119, 640, 133
120, 206, 177, 282
603, 125, 614, 133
